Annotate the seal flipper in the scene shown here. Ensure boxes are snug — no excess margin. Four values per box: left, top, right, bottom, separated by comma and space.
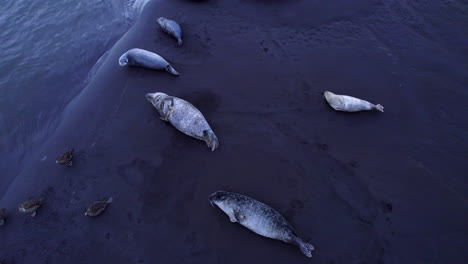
203, 130, 219, 151
228, 213, 237, 223
160, 98, 174, 121
178, 38, 183, 46
373, 104, 384, 112
291, 237, 314, 258
233, 211, 246, 223
165, 65, 180, 76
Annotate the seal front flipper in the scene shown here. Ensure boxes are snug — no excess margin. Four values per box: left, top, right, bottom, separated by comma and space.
233, 211, 246, 223
203, 129, 219, 151
159, 98, 174, 121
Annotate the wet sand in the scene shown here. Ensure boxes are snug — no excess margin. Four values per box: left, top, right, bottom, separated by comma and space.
1, 0, 467, 263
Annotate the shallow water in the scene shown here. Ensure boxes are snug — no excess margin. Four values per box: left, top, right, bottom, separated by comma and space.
0, 0, 149, 191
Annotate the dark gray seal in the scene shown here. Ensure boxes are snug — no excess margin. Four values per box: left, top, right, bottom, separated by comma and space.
146, 92, 219, 151
119, 48, 179, 76
324, 91, 384, 112
209, 190, 315, 257
157, 17, 183, 46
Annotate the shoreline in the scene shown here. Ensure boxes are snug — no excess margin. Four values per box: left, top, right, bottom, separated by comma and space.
0, 0, 466, 263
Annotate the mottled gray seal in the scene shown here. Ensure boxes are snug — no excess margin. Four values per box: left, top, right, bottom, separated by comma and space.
157, 17, 183, 46
324, 91, 384, 112
18, 199, 42, 217
209, 191, 314, 257
119, 48, 179, 76
85, 197, 113, 217
146, 92, 219, 151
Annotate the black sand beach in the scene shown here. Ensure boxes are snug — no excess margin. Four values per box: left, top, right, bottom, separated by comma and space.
1, 0, 467, 263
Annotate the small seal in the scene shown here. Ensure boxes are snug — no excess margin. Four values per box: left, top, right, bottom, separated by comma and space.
0, 208, 6, 226
56, 149, 74, 166
85, 197, 113, 217
146, 92, 219, 151
324, 91, 384, 112
119, 48, 180, 76
209, 191, 315, 257
18, 199, 42, 217
157, 17, 183, 46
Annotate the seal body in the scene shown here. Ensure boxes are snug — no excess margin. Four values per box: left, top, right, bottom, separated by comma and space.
209, 191, 314, 257
146, 92, 219, 151
324, 91, 384, 112
157, 17, 183, 46
119, 48, 179, 76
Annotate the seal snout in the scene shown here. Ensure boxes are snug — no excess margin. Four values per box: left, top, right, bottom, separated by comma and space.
209, 190, 228, 206
145, 93, 155, 102
118, 54, 129, 66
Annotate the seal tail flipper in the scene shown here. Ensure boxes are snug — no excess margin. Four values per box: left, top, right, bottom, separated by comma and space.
0, 219, 4, 226
178, 38, 183, 46
166, 65, 180, 76
106, 197, 113, 204
373, 104, 384, 112
292, 237, 314, 258
203, 130, 219, 151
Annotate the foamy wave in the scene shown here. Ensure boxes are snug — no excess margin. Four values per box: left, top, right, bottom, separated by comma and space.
123, 0, 152, 23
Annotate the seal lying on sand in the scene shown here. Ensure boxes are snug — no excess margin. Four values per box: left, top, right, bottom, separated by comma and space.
119, 48, 179, 76
324, 91, 384, 112
85, 197, 113, 217
157, 17, 183, 45
18, 199, 42, 217
209, 191, 314, 257
146, 92, 219, 151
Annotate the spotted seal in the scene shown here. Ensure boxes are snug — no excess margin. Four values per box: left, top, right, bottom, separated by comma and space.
209, 190, 314, 257
119, 48, 179, 76
157, 17, 183, 46
146, 92, 219, 151
324, 91, 384, 112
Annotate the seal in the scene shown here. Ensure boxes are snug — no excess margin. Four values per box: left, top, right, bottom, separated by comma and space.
119, 48, 179, 76
85, 197, 113, 217
146, 92, 219, 151
157, 17, 183, 46
209, 190, 315, 257
324, 91, 384, 112
18, 199, 42, 217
